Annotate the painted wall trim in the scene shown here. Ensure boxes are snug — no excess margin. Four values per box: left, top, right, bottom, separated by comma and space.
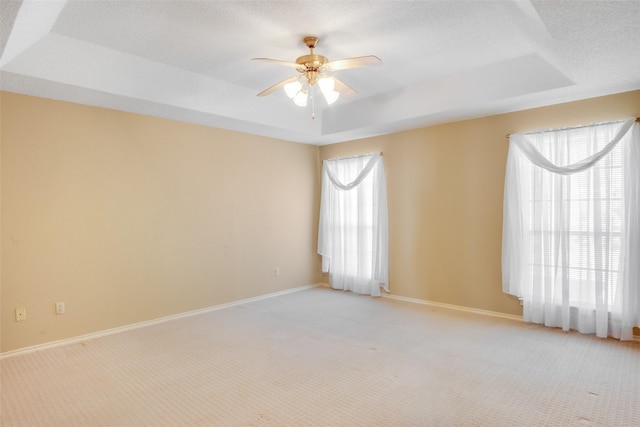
321, 283, 640, 342
0, 284, 317, 360
317, 282, 524, 321
3, 283, 637, 359
382, 292, 524, 323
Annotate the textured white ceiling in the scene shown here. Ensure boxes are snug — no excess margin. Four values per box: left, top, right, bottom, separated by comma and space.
1, 0, 639, 145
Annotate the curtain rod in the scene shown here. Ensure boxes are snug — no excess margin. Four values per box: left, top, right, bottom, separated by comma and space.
324, 152, 383, 161
506, 117, 639, 139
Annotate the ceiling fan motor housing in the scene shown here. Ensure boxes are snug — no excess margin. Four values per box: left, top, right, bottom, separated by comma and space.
296, 54, 327, 85
297, 36, 328, 85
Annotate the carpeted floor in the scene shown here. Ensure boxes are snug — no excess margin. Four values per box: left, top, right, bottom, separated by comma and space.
1, 286, 639, 426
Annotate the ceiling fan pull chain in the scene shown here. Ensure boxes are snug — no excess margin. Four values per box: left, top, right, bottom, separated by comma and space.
311, 85, 316, 120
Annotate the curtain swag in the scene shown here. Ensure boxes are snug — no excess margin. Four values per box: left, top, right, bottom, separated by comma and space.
509, 118, 635, 175
323, 153, 382, 190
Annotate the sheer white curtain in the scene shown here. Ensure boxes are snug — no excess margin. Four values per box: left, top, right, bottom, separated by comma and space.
318, 153, 389, 296
502, 118, 639, 340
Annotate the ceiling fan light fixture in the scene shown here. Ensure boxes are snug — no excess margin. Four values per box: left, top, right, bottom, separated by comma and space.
284, 80, 302, 99
293, 88, 308, 107
322, 88, 340, 105
254, 36, 381, 115
318, 76, 334, 92
318, 76, 340, 105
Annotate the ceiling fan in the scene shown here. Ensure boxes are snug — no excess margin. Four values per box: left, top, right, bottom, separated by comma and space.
252, 36, 381, 116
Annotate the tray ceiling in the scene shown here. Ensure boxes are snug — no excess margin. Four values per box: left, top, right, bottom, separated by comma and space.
1, 1, 639, 145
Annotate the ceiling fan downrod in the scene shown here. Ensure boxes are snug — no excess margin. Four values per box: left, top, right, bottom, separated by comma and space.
296, 37, 328, 86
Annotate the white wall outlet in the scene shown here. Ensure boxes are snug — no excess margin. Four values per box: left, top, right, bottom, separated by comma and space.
275, 267, 280, 277
15, 308, 26, 322
55, 302, 65, 314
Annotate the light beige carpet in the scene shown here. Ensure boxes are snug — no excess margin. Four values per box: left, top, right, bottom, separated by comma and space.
1, 286, 639, 426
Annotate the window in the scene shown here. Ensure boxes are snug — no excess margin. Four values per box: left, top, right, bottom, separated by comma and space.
317, 153, 389, 296
502, 118, 639, 340
527, 128, 623, 308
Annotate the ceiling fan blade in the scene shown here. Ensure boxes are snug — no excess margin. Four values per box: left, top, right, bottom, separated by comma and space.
323, 55, 382, 71
252, 57, 305, 71
257, 75, 301, 97
332, 76, 358, 98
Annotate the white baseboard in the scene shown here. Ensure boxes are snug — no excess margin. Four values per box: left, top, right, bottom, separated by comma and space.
318, 282, 523, 322
0, 284, 317, 360
4, 284, 636, 359
379, 288, 639, 343
382, 292, 524, 323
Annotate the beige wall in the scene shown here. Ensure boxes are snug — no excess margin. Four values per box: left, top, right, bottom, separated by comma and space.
3, 90, 639, 353
319, 90, 640, 317
1, 92, 321, 353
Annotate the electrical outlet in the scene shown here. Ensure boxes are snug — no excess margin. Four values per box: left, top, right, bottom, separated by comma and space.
15, 308, 26, 322
55, 302, 65, 315
275, 267, 280, 277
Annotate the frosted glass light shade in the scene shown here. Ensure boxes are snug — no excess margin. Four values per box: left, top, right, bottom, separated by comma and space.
323, 89, 340, 105
293, 89, 308, 107
318, 76, 335, 92
318, 76, 340, 105
284, 80, 302, 99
